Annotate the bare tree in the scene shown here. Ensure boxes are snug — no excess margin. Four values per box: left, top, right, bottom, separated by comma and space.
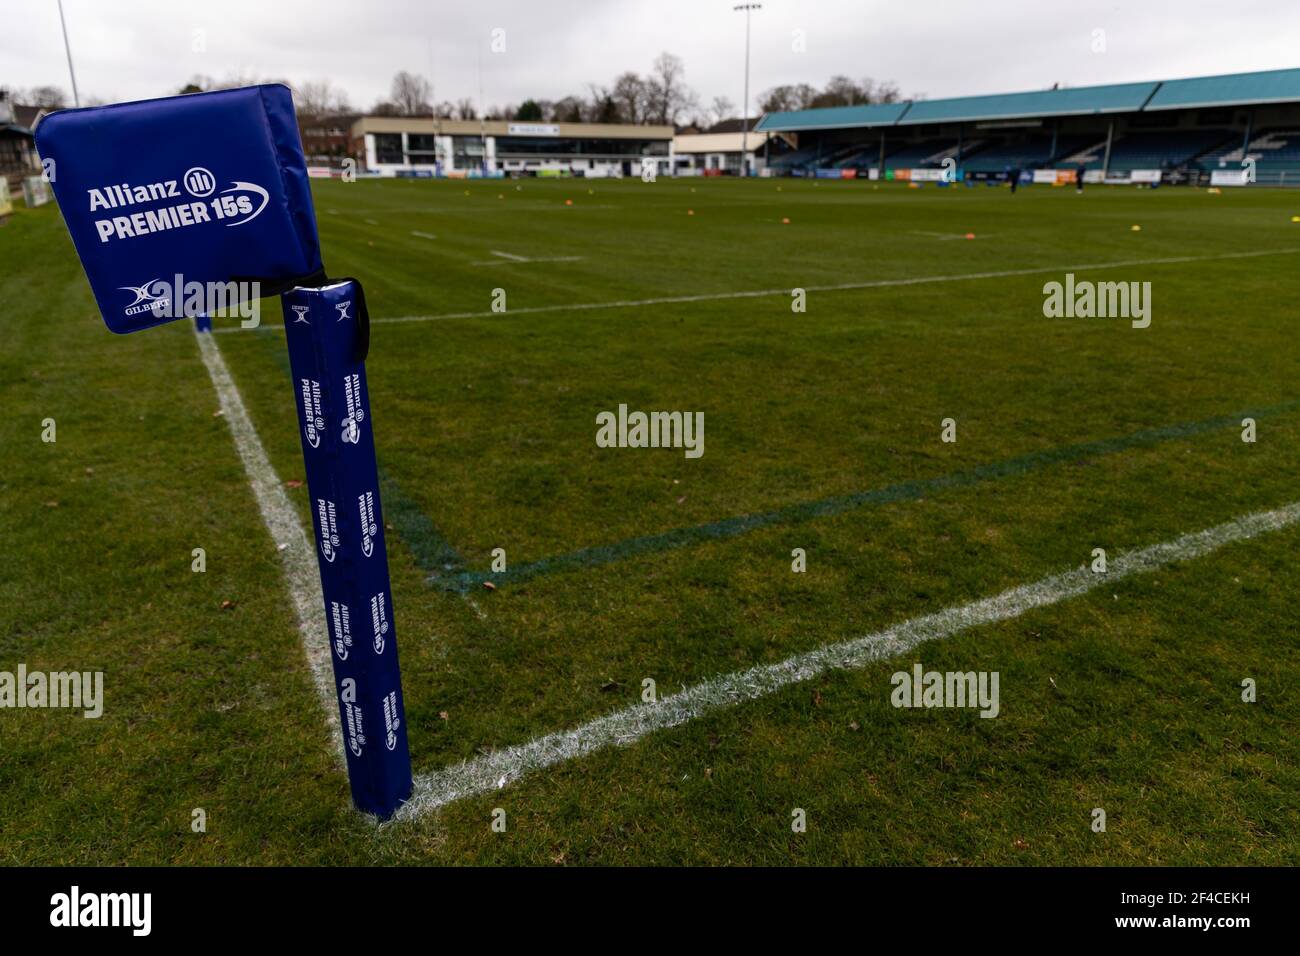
552, 95, 585, 123
612, 71, 648, 124
390, 71, 432, 115
759, 83, 817, 113
872, 79, 902, 104
645, 52, 697, 125
179, 74, 215, 95
709, 95, 735, 127
296, 80, 351, 117
586, 83, 621, 124
22, 85, 68, 109
454, 97, 477, 120
758, 76, 903, 113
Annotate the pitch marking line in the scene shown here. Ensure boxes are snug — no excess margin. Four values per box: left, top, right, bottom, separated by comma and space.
470, 253, 587, 267
210, 247, 1300, 333
410, 230, 438, 240
393, 499, 1300, 820
438, 398, 1300, 592
193, 328, 345, 765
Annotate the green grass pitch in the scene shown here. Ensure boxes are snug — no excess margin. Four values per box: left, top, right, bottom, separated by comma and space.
2, 175, 1298, 864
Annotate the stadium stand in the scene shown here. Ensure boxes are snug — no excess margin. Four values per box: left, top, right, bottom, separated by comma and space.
767, 144, 822, 172
960, 135, 1100, 172
1196, 128, 1300, 184
1084, 129, 1234, 171
880, 138, 965, 169
754, 67, 1300, 185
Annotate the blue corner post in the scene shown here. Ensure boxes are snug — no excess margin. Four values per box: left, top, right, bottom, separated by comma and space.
282, 280, 412, 818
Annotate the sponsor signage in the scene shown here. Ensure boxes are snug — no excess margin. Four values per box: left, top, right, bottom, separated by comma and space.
284, 281, 412, 814
33, 85, 412, 819
0, 178, 11, 217
1033, 169, 1078, 185
22, 175, 52, 207
1130, 169, 1162, 184
1210, 169, 1248, 186
507, 122, 560, 136
34, 85, 323, 333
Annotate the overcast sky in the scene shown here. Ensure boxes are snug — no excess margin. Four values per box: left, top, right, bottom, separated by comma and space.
6, 1, 1299, 115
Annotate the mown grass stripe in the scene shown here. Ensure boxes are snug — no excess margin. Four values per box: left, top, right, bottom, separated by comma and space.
211, 246, 1300, 332
394, 498, 1300, 819
438, 399, 1299, 593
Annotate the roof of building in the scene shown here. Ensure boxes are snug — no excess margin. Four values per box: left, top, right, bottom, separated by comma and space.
755, 67, 1300, 133
897, 81, 1157, 125
352, 116, 675, 140
12, 105, 48, 129
754, 102, 908, 131
704, 117, 763, 134
1144, 66, 1300, 111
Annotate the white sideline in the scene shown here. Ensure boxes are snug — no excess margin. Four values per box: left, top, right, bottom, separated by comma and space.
193, 328, 344, 763
393, 499, 1300, 820
209, 246, 1300, 333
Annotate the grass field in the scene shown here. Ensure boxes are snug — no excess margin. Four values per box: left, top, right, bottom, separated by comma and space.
2, 175, 1299, 865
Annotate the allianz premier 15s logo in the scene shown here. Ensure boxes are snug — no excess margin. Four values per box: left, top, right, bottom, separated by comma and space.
88, 166, 268, 243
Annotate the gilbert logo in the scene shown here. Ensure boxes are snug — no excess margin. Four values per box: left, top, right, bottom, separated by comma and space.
291, 305, 311, 324
50, 886, 151, 937
118, 279, 170, 317
336, 301, 352, 322
118, 275, 260, 322
340, 678, 366, 757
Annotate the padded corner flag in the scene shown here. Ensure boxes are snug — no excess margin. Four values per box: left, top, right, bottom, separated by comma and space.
283, 280, 412, 814
34, 85, 413, 818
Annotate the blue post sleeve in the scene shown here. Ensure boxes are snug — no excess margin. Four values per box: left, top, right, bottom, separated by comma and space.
282, 280, 412, 818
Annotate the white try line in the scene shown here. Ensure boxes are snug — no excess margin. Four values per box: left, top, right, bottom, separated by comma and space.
392, 498, 1300, 821
211, 246, 1300, 333
470, 252, 586, 266
193, 328, 344, 764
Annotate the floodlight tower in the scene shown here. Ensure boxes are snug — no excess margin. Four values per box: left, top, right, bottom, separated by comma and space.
734, 3, 761, 176
57, 0, 81, 107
